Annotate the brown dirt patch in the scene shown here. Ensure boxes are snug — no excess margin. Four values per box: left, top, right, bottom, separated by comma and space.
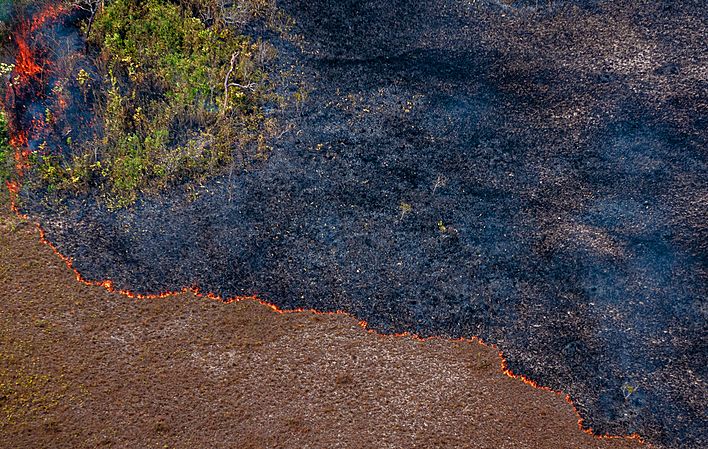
0, 198, 645, 449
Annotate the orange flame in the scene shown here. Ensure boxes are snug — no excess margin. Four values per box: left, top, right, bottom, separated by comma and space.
5, 180, 21, 195
9, 129, 28, 148
9, 130, 30, 175
29, 4, 66, 32
14, 34, 42, 78
11, 3, 66, 79
2, 4, 72, 180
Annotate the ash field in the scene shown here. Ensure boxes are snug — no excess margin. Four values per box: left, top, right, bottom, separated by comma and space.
7, 0, 708, 448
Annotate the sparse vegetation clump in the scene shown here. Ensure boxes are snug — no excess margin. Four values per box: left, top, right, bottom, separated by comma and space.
89, 0, 279, 208
14, 0, 290, 209
0, 112, 13, 185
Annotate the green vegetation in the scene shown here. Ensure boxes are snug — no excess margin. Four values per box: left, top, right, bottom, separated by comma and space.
27, 0, 288, 209
399, 201, 412, 219
0, 112, 12, 185
0, 323, 67, 429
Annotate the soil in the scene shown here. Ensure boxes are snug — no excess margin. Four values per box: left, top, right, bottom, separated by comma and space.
0, 201, 646, 448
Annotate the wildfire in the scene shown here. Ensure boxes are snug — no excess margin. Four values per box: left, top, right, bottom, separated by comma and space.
4, 186, 646, 446
5, 180, 21, 195
3, 4, 73, 180
29, 4, 67, 32
9, 130, 31, 175
9, 129, 28, 148
11, 3, 67, 79
14, 34, 42, 78
1, 4, 646, 447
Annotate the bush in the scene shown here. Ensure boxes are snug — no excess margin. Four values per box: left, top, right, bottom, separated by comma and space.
22, 0, 283, 209
0, 113, 13, 185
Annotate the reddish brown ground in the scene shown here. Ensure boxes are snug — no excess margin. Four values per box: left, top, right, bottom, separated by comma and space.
0, 199, 646, 449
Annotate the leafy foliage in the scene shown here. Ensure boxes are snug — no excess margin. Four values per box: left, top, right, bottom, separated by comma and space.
0, 113, 13, 185
29, 0, 283, 209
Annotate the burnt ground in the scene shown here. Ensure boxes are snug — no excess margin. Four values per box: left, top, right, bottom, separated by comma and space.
14, 0, 708, 447
0, 201, 646, 449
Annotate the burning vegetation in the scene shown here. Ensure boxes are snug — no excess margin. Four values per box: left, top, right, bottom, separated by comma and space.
1, 0, 294, 209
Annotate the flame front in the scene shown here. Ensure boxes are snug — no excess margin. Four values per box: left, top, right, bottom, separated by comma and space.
0, 5, 647, 447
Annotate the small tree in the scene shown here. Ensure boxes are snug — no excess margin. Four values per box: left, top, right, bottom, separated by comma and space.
73, 0, 103, 39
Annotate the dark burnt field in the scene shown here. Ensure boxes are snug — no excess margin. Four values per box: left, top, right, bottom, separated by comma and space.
9, 1, 707, 447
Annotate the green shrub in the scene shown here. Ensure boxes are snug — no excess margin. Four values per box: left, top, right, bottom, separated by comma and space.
0, 113, 13, 184
28, 0, 283, 209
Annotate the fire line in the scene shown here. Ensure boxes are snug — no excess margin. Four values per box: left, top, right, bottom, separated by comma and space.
2, 3, 646, 446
